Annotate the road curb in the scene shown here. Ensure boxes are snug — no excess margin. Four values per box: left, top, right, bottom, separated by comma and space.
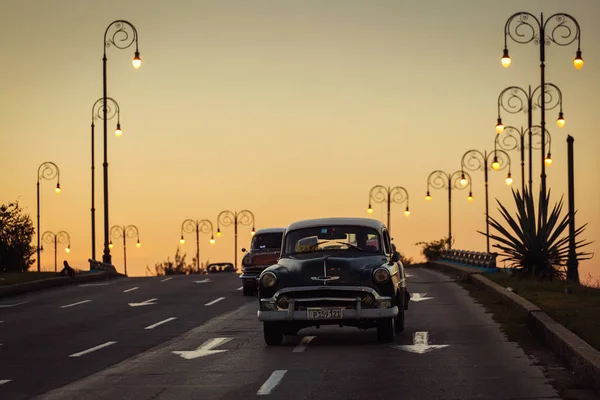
425, 260, 600, 396
0, 271, 122, 299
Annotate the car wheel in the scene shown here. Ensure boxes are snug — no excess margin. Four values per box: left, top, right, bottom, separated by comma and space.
395, 292, 405, 333
242, 286, 254, 296
376, 318, 395, 343
264, 322, 283, 345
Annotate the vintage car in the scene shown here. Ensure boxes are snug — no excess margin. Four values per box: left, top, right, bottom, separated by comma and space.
240, 227, 286, 296
207, 262, 236, 273
256, 217, 409, 345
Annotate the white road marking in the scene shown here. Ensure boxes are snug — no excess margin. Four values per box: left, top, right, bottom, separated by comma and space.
172, 337, 232, 359
144, 317, 177, 330
123, 287, 139, 293
0, 380, 11, 386
205, 297, 225, 306
237, 286, 243, 291
410, 293, 434, 302
293, 336, 315, 353
194, 278, 211, 283
393, 331, 449, 354
78, 282, 115, 287
405, 273, 413, 278
160, 277, 173, 283
128, 298, 157, 307
257, 370, 287, 395
0, 301, 29, 308
69, 341, 117, 357
60, 300, 91, 309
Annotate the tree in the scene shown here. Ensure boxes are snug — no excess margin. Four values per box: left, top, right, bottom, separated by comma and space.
483, 187, 592, 282
0, 201, 36, 272
154, 247, 194, 276
415, 237, 453, 262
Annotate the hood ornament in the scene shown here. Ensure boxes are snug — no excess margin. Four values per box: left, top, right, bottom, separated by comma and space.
311, 255, 339, 285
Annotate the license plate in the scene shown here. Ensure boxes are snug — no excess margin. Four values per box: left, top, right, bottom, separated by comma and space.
307, 308, 343, 320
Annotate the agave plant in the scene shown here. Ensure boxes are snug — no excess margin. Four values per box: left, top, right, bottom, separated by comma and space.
481, 187, 592, 281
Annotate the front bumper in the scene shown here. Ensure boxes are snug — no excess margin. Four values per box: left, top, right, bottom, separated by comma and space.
257, 306, 398, 321
239, 273, 259, 281
257, 285, 398, 321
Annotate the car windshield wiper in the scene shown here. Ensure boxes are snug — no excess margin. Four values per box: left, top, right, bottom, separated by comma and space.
317, 240, 364, 252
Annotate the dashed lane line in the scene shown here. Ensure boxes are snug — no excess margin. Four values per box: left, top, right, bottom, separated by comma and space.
123, 287, 139, 293
237, 286, 243, 291
0, 380, 11, 386
257, 370, 287, 395
79, 282, 116, 287
160, 277, 173, 283
144, 317, 177, 330
60, 300, 91, 309
205, 297, 225, 306
69, 341, 117, 358
0, 301, 29, 308
293, 336, 316, 353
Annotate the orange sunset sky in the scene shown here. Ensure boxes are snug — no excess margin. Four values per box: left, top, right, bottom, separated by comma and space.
1, 0, 599, 281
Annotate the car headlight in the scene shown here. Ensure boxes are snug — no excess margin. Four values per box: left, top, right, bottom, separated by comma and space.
373, 268, 390, 283
242, 254, 253, 266
260, 271, 278, 288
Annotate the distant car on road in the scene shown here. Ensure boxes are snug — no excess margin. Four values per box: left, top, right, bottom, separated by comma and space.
207, 262, 236, 273
240, 227, 286, 296
256, 217, 409, 345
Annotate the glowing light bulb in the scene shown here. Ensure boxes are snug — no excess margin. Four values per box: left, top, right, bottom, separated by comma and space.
505, 174, 513, 186
180, 236, 185, 245
210, 237, 215, 244
55, 184, 61, 194
425, 192, 431, 201
115, 123, 123, 137
367, 205, 373, 214
216, 230, 222, 237
136, 241, 141, 248
132, 51, 142, 69
496, 118, 505, 134
460, 176, 468, 187
556, 113, 565, 128
65, 246, 71, 253
501, 48, 511, 68
545, 154, 553, 167
109, 242, 114, 249
468, 192, 474, 202
492, 160, 500, 170
250, 229, 255, 236
404, 208, 410, 217
574, 50, 583, 70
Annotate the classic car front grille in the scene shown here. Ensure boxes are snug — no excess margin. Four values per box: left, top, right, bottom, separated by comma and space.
295, 300, 359, 310
282, 289, 369, 300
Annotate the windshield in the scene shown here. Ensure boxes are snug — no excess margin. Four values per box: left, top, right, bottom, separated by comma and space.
283, 225, 381, 256
251, 232, 284, 251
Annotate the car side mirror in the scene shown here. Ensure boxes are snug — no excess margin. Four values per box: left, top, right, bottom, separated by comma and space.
241, 248, 246, 253
390, 251, 400, 263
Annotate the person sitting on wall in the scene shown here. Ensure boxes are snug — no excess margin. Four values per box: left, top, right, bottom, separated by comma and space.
58, 260, 75, 278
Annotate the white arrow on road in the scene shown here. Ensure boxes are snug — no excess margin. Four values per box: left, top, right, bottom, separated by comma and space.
172, 337, 232, 360
393, 331, 448, 354
410, 293, 434, 302
194, 278, 211, 283
128, 298, 157, 307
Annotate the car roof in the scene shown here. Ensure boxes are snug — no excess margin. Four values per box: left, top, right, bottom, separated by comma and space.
286, 217, 385, 232
207, 262, 233, 266
254, 227, 287, 235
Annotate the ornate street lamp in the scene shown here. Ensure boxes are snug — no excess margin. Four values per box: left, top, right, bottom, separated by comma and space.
425, 170, 473, 249
495, 125, 552, 194
180, 219, 215, 273
36, 162, 61, 272
216, 210, 255, 270
460, 148, 513, 252
41, 230, 70, 272
367, 185, 410, 237
495, 84, 563, 193
90, 97, 121, 261
501, 11, 582, 207
109, 224, 140, 276
102, 20, 141, 265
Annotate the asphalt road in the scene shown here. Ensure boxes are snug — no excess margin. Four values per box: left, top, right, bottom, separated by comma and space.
0, 272, 251, 400
0, 267, 572, 400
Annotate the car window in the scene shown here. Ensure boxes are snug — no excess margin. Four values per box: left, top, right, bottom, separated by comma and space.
284, 225, 382, 255
251, 232, 283, 250
382, 231, 391, 255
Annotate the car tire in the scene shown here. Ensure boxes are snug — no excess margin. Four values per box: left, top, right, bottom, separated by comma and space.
395, 292, 405, 333
242, 286, 254, 296
264, 322, 283, 345
376, 318, 395, 343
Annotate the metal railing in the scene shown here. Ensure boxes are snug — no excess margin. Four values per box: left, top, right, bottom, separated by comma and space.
439, 249, 497, 269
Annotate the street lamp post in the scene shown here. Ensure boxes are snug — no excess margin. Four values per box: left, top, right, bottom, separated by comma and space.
501, 11, 582, 210
41, 230, 70, 272
109, 224, 140, 276
180, 219, 215, 273
36, 162, 61, 272
91, 97, 121, 261
460, 148, 513, 252
216, 210, 255, 270
102, 20, 141, 265
425, 170, 473, 249
366, 185, 410, 237
495, 83, 563, 192
495, 125, 553, 194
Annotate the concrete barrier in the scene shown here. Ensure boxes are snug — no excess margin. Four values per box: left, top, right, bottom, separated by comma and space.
425, 260, 600, 396
0, 270, 121, 299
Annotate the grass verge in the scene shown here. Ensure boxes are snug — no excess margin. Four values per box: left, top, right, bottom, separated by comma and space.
0, 271, 58, 286
483, 271, 600, 352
